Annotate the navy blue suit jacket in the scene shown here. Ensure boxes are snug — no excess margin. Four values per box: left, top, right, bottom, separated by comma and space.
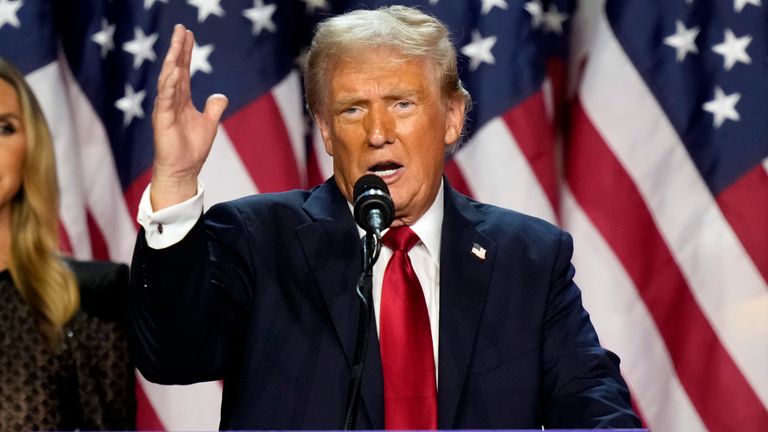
132, 178, 640, 430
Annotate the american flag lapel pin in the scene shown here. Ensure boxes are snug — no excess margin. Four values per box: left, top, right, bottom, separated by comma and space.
471, 243, 486, 260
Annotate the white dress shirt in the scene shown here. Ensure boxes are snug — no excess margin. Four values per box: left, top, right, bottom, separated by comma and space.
137, 181, 444, 379
360, 184, 442, 374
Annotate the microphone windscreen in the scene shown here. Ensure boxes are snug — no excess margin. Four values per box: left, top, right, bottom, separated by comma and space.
353, 174, 388, 202
353, 174, 394, 232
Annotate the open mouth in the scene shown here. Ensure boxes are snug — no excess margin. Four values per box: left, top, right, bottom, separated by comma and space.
368, 162, 402, 178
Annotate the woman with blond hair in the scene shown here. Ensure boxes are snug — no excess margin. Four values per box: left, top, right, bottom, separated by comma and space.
0, 58, 135, 430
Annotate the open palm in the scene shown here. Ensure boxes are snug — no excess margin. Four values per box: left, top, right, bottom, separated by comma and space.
151, 24, 228, 209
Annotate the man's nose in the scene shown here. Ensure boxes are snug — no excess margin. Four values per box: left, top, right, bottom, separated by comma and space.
365, 105, 395, 147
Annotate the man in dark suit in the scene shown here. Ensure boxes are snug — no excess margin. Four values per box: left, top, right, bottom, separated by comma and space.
132, 6, 641, 430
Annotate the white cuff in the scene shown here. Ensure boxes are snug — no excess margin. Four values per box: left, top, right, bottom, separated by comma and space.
136, 181, 205, 249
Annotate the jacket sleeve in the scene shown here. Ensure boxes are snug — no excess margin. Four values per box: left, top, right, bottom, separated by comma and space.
540, 231, 642, 428
131, 203, 254, 384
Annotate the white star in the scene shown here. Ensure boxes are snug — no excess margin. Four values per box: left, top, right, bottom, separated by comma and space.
190, 41, 214, 77
663, 20, 699, 62
115, 84, 146, 126
542, 4, 568, 34
481, 0, 508, 15
524, 0, 544, 29
302, 0, 328, 13
734, 0, 761, 12
703, 86, 741, 128
122, 27, 159, 69
91, 18, 116, 58
429, 0, 438, 4
187, 0, 225, 23
143, 0, 168, 10
0, 0, 23, 30
243, 0, 277, 36
712, 28, 752, 71
461, 30, 497, 71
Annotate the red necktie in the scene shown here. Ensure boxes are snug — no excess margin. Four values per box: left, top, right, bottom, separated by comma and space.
380, 226, 437, 430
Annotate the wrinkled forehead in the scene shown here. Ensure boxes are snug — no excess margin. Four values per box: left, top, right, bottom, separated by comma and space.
322, 46, 442, 95
333, 45, 437, 73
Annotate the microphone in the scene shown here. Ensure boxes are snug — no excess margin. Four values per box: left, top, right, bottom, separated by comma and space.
345, 174, 394, 430
353, 174, 395, 235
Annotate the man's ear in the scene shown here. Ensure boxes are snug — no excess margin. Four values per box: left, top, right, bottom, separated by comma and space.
315, 114, 334, 157
444, 96, 466, 147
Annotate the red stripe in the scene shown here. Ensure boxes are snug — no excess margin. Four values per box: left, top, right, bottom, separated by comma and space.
444, 158, 473, 198
546, 58, 567, 132
135, 380, 166, 431
566, 99, 768, 431
716, 163, 768, 285
501, 91, 559, 217
306, 139, 327, 188
86, 209, 110, 260
223, 93, 303, 193
58, 219, 73, 255
124, 168, 152, 229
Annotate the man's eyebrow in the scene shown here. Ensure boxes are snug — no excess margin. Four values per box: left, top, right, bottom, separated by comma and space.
383, 86, 423, 98
332, 96, 367, 107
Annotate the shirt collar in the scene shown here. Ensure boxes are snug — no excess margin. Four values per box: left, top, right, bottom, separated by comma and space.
351, 180, 444, 264
408, 180, 443, 265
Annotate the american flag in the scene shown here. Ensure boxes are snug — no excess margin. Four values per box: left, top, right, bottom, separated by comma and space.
1, 0, 766, 430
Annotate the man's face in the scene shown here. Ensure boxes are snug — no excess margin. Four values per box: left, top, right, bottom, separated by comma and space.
316, 47, 465, 226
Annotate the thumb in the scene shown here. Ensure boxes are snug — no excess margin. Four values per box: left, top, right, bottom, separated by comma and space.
204, 93, 229, 123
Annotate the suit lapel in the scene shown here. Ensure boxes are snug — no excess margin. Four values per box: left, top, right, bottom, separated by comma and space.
295, 179, 384, 428
437, 186, 496, 429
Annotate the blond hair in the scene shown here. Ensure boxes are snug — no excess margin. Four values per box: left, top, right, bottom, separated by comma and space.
0, 58, 79, 344
304, 5, 472, 141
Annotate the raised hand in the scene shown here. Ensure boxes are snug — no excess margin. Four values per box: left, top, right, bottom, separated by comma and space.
150, 24, 229, 210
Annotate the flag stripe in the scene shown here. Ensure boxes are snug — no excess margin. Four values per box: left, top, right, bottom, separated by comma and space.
443, 158, 473, 198
716, 163, 768, 285
544, 59, 568, 127
272, 71, 308, 187
138, 373, 222, 430
562, 187, 707, 432
86, 210, 110, 261
306, 140, 328, 188
200, 127, 260, 208
312, 127, 334, 182
222, 92, 302, 193
59, 220, 74, 256
501, 92, 559, 217
136, 378, 165, 431
60, 54, 137, 263
456, 115, 556, 224
567, 99, 768, 431
27, 61, 92, 260
125, 169, 153, 227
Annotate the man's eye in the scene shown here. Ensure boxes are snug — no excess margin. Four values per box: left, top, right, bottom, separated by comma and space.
396, 101, 413, 109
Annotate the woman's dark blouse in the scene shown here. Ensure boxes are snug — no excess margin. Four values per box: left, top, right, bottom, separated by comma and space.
0, 263, 135, 430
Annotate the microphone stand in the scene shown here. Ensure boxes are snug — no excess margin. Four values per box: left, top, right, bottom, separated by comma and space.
343, 230, 381, 430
